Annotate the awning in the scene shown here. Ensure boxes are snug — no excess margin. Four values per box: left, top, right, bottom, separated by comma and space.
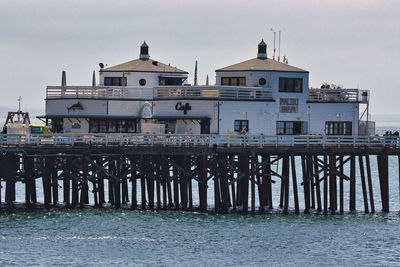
151, 115, 210, 121
158, 74, 187, 78
37, 115, 139, 120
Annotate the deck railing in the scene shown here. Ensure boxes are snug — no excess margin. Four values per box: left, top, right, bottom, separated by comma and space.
46, 85, 273, 100
308, 88, 369, 103
0, 134, 398, 148
154, 86, 273, 100
46, 86, 153, 99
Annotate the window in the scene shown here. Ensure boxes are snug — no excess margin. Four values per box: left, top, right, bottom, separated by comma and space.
276, 121, 308, 135
139, 79, 146, 86
98, 120, 107, 132
90, 120, 99, 133
90, 119, 137, 133
234, 120, 249, 132
325, 122, 352, 135
279, 78, 303, 93
259, 78, 266, 86
159, 77, 184, 86
104, 77, 127, 86
221, 77, 246, 86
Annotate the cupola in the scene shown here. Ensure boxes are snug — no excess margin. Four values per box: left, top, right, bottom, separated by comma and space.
257, 39, 267, 59
139, 41, 150, 60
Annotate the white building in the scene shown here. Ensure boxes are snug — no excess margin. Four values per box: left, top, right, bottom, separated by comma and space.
42, 41, 370, 136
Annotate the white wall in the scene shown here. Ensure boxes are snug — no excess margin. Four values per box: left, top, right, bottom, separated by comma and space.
100, 71, 187, 88
309, 103, 359, 135
216, 71, 273, 88
46, 99, 107, 116
108, 101, 141, 116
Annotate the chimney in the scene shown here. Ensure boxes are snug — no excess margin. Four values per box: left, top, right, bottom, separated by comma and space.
257, 39, 267, 59
139, 41, 150, 60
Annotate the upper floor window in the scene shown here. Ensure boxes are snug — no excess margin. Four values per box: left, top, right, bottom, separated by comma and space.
159, 77, 184, 86
279, 78, 303, 93
325, 121, 352, 135
221, 77, 246, 86
104, 77, 127, 86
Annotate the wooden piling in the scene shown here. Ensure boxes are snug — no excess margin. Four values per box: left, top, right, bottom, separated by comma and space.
283, 155, 290, 214
313, 155, 322, 212
251, 154, 256, 214
358, 155, 369, 213
290, 155, 299, 214
329, 154, 336, 214
349, 155, 356, 212
365, 155, 374, 213
323, 155, 328, 215
339, 156, 344, 214
302, 156, 310, 214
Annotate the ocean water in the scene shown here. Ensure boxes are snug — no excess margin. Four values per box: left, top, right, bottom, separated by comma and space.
1, 126, 400, 266
0, 210, 400, 266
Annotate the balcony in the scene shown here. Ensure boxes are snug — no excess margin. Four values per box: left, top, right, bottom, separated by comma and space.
308, 88, 369, 103
154, 86, 273, 100
46, 86, 153, 99
46, 85, 274, 101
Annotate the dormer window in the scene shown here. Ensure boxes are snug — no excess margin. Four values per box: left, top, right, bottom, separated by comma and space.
221, 77, 246, 86
104, 77, 127, 86
279, 78, 303, 93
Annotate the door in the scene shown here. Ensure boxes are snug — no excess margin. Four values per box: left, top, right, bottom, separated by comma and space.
200, 119, 210, 134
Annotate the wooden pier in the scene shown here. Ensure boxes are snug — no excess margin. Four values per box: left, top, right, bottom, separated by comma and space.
0, 134, 399, 214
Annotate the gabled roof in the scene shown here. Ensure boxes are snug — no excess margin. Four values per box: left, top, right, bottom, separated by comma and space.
100, 58, 188, 74
216, 58, 308, 73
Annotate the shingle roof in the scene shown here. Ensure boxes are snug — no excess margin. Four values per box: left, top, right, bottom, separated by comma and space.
101, 58, 188, 74
216, 57, 308, 73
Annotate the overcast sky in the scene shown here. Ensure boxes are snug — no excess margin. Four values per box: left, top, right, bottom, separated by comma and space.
0, 0, 399, 119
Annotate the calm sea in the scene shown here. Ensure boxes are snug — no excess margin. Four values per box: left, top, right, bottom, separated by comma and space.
1, 126, 400, 266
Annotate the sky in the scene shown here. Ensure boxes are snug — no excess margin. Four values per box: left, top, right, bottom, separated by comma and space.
0, 0, 399, 121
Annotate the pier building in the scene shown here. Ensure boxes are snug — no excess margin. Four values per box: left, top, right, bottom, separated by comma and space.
42, 41, 371, 136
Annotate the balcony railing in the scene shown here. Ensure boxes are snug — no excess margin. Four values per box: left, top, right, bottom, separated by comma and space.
46, 85, 273, 101
47, 86, 368, 103
308, 88, 369, 103
46, 86, 153, 99
154, 86, 273, 100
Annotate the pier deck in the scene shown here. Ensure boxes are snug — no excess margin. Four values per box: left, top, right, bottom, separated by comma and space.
0, 134, 399, 214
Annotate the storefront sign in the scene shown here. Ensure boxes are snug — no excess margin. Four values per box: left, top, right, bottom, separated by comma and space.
175, 102, 192, 115
280, 98, 298, 113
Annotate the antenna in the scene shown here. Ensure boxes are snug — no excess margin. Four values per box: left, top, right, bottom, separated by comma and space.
270, 28, 276, 60
278, 30, 281, 62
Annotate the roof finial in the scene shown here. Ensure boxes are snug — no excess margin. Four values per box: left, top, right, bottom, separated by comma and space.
140, 41, 150, 60
92, 70, 96, 87
257, 39, 267, 59
194, 60, 198, 86
61, 70, 67, 87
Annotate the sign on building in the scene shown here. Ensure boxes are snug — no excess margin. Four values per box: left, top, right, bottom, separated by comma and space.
280, 98, 298, 113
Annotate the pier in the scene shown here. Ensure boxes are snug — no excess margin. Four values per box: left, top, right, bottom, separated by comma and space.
0, 133, 398, 214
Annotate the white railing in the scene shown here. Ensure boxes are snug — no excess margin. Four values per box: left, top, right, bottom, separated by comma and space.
46, 86, 153, 99
46, 85, 273, 101
308, 88, 368, 103
154, 86, 273, 100
1, 134, 399, 148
